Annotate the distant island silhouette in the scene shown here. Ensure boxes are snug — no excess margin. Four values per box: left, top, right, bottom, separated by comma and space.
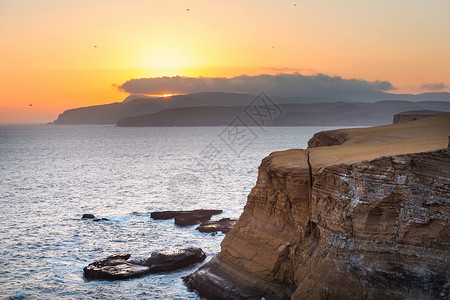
52, 91, 450, 126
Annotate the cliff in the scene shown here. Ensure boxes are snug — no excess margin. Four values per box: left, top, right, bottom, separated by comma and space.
393, 110, 448, 124
184, 114, 450, 299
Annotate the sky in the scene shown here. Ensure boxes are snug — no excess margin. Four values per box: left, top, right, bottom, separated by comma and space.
1, 0, 449, 124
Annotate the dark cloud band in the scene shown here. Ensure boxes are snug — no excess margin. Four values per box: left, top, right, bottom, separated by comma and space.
118, 73, 393, 97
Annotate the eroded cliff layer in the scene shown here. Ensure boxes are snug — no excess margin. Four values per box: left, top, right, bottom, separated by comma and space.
184, 114, 450, 299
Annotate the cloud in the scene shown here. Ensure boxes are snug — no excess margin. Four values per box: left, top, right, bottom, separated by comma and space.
420, 82, 447, 91
118, 73, 394, 98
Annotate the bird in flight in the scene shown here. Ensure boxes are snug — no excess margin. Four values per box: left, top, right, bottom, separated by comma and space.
186, 8, 190, 11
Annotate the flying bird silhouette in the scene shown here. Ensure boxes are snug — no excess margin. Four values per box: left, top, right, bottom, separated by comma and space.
186, 8, 190, 11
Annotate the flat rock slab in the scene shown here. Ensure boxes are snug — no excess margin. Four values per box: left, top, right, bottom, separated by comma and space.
83, 253, 150, 280
174, 214, 212, 226
151, 209, 223, 227
83, 248, 206, 280
148, 247, 206, 272
196, 218, 237, 234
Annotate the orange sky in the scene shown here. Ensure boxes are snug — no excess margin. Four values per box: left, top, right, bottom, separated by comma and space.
1, 0, 449, 124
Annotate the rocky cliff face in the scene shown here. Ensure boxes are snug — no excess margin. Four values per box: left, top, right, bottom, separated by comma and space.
184, 114, 450, 299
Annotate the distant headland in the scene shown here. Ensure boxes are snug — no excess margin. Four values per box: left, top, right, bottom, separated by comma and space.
51, 92, 450, 126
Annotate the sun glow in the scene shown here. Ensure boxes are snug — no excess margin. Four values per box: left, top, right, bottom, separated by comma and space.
162, 94, 173, 97
137, 47, 198, 70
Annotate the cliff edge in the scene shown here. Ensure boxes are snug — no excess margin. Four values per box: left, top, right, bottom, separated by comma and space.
393, 110, 448, 124
184, 114, 450, 299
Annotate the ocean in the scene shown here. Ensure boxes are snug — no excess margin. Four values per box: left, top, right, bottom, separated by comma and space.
0, 125, 345, 299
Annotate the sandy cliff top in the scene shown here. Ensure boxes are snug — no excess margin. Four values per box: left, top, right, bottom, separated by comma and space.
307, 113, 450, 170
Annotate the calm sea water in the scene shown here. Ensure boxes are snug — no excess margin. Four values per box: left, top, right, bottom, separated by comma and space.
0, 125, 345, 299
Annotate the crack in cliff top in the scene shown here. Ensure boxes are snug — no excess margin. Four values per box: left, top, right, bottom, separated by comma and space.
305, 149, 313, 219
305, 149, 313, 190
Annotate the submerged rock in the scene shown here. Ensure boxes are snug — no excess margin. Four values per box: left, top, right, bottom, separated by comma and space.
93, 218, 109, 222
151, 209, 223, 226
196, 218, 237, 234
83, 247, 206, 280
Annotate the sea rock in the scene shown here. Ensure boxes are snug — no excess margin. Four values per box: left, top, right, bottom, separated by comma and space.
151, 209, 223, 226
83, 253, 150, 280
81, 214, 95, 219
151, 209, 222, 220
151, 211, 184, 220
84, 247, 206, 280
81, 214, 109, 221
174, 214, 213, 226
148, 247, 206, 272
185, 114, 450, 299
196, 218, 237, 234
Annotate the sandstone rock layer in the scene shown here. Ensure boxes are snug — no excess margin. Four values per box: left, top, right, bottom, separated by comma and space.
185, 114, 450, 299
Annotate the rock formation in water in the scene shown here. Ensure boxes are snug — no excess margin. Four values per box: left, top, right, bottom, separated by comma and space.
81, 214, 109, 222
196, 218, 237, 234
151, 209, 223, 226
81, 214, 95, 219
184, 114, 450, 299
84, 247, 206, 280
